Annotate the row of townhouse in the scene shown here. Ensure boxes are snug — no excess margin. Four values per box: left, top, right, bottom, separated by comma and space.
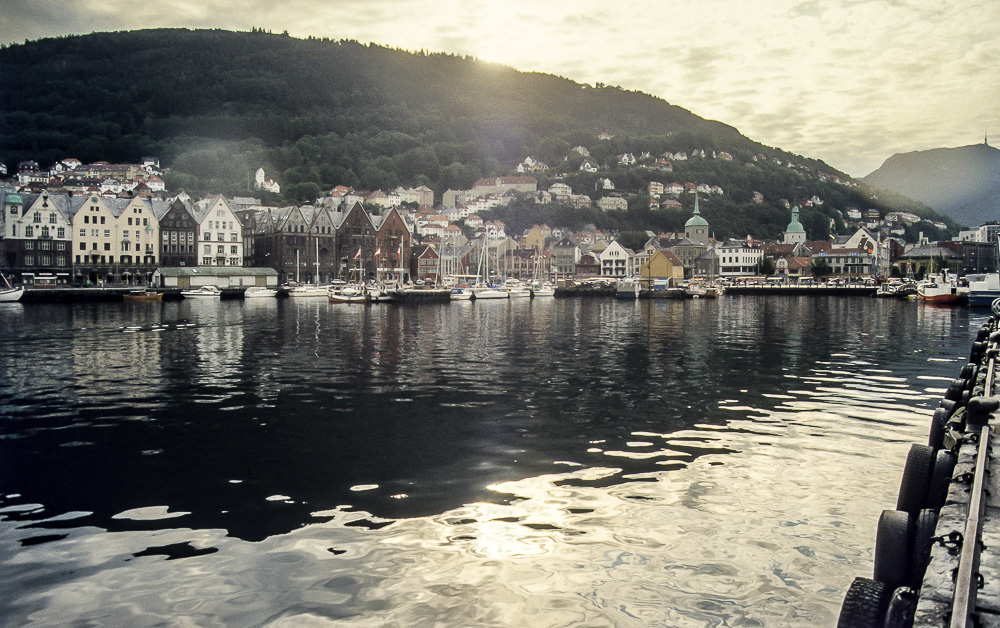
241, 201, 413, 285
0, 190, 244, 286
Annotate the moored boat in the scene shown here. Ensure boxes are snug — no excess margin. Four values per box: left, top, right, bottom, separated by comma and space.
529, 281, 556, 298
287, 285, 329, 298
123, 289, 163, 302
180, 285, 221, 298
0, 274, 24, 302
967, 273, 1000, 307
244, 286, 278, 298
469, 286, 509, 300
329, 284, 369, 303
917, 272, 961, 304
450, 286, 473, 301
502, 280, 531, 298
0, 286, 25, 302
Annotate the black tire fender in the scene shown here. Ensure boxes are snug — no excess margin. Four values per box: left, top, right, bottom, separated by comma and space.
897, 444, 935, 515
837, 577, 893, 628
874, 509, 915, 590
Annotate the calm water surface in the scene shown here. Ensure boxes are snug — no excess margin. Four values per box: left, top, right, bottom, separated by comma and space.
0, 296, 985, 626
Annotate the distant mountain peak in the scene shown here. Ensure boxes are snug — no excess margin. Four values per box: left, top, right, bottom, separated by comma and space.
862, 143, 1000, 227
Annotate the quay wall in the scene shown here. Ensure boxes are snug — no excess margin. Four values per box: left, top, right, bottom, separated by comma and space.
836, 315, 1000, 626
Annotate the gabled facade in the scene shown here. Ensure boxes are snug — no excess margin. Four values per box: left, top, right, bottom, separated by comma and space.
70, 195, 159, 285
375, 207, 412, 279
3, 191, 73, 285
334, 202, 378, 281
639, 249, 685, 288
599, 240, 634, 278
194, 196, 243, 267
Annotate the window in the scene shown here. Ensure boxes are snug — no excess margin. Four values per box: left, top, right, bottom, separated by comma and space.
204, 232, 211, 241
57, 228, 65, 238
24, 255, 33, 265
204, 245, 211, 253
231, 245, 238, 254
49, 213, 57, 224
217, 233, 224, 242
33, 212, 41, 223
41, 255, 51, 266
41, 227, 49, 238
104, 230, 110, 238
56, 242, 65, 251
128, 217, 133, 226
40, 240, 51, 250
104, 243, 111, 251
143, 218, 148, 226
24, 241, 34, 250
57, 256, 65, 267
217, 245, 224, 254
24, 226, 33, 237
231, 233, 238, 242
100, 216, 105, 224
203, 257, 212, 265
80, 242, 87, 250
85, 215, 90, 224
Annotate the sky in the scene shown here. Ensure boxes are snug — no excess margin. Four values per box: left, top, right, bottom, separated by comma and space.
2, 0, 998, 178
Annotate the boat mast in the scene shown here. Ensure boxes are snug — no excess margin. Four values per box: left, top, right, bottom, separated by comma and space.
314, 236, 320, 285
296, 249, 300, 284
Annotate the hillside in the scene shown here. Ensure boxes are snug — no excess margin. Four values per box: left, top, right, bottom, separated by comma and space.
862, 142, 1000, 227
0, 28, 956, 240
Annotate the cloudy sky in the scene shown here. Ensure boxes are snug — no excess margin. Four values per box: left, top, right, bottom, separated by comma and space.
2, 0, 998, 177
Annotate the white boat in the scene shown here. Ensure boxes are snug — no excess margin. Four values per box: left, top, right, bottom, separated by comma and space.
0, 287, 24, 302
287, 285, 329, 298
685, 283, 707, 298
967, 273, 1000, 307
469, 234, 508, 300
530, 281, 556, 297
450, 286, 473, 300
471, 286, 509, 299
366, 284, 396, 302
181, 285, 221, 298
502, 280, 531, 298
916, 271, 960, 305
244, 286, 277, 298
0, 274, 23, 302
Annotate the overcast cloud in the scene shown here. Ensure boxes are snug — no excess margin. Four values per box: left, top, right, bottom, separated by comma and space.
2, 0, 997, 176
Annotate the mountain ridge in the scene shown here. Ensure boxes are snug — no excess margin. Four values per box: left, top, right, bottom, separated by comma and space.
862, 142, 1000, 227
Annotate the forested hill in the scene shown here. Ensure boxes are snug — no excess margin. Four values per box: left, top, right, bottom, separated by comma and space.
0, 29, 747, 177
0, 28, 956, 240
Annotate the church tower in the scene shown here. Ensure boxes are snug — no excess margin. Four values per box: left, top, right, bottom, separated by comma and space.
684, 193, 710, 245
783, 206, 807, 245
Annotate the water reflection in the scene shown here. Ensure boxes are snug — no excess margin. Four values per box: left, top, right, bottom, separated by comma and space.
0, 297, 986, 625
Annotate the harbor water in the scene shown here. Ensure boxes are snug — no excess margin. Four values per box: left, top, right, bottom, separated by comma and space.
0, 296, 986, 626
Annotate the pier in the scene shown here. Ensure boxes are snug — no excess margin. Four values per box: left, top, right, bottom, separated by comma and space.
837, 315, 1000, 626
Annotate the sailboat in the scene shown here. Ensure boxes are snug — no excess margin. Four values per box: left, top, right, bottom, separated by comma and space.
330, 248, 369, 303
288, 241, 327, 297
0, 273, 24, 302
529, 251, 555, 297
470, 234, 508, 300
